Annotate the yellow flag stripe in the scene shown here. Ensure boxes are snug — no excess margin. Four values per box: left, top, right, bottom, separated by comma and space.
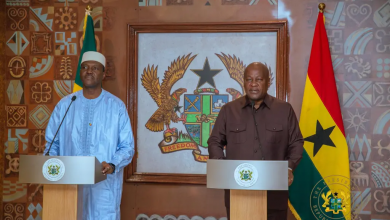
73, 83, 82, 93
288, 201, 302, 220
300, 77, 351, 219
300, 76, 350, 177
82, 12, 88, 40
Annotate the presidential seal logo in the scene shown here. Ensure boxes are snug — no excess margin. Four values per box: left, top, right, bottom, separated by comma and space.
234, 163, 258, 187
310, 175, 355, 220
42, 158, 65, 181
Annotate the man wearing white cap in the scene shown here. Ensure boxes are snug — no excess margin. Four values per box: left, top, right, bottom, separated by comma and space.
44, 51, 134, 220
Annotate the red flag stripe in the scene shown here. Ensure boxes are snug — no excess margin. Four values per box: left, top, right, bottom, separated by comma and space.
307, 12, 345, 136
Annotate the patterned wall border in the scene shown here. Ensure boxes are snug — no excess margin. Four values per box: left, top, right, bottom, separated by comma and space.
0, 0, 6, 213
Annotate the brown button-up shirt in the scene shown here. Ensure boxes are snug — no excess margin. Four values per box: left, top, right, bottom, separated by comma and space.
207, 94, 304, 210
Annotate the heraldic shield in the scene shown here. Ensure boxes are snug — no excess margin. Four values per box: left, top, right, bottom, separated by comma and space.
183, 93, 229, 148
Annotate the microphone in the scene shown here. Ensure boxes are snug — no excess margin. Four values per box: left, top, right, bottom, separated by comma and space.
45, 95, 77, 156
251, 101, 264, 160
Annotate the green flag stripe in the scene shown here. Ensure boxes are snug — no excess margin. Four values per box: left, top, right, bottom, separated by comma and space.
74, 15, 96, 90
289, 150, 321, 219
289, 150, 345, 220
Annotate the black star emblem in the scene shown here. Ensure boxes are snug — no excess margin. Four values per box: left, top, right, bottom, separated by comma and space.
191, 58, 222, 89
304, 120, 336, 157
174, 105, 182, 113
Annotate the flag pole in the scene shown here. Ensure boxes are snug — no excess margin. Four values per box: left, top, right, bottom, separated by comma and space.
318, 3, 325, 12
73, 4, 95, 93
82, 6, 93, 40
319, 3, 326, 26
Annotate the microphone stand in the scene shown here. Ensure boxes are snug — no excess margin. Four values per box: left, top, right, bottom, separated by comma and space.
45, 96, 76, 156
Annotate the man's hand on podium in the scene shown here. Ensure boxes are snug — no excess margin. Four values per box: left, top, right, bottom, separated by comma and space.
102, 161, 114, 175
288, 169, 294, 186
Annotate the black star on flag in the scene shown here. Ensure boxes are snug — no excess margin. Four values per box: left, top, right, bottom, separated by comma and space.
174, 105, 182, 113
191, 58, 222, 89
304, 120, 336, 157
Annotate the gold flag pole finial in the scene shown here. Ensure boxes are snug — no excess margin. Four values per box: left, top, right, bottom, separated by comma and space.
318, 3, 326, 13
85, 5, 93, 15
82, 5, 93, 39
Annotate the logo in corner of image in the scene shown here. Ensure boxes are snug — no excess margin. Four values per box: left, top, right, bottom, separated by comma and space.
234, 163, 258, 187
42, 158, 66, 181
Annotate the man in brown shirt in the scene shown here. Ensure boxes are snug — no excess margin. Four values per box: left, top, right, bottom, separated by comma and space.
208, 62, 304, 220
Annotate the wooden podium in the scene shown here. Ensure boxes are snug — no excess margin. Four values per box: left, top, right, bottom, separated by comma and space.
19, 155, 106, 220
206, 159, 288, 220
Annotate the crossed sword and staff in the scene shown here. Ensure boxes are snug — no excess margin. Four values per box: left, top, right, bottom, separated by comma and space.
185, 96, 199, 112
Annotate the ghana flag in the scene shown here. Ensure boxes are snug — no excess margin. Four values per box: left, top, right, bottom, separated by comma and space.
288, 5, 351, 220
73, 7, 96, 92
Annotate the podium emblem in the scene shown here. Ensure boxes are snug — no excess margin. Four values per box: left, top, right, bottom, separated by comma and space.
234, 163, 258, 187
42, 158, 65, 181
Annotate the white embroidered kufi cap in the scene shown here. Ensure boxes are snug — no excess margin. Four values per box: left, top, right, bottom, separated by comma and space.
81, 51, 106, 68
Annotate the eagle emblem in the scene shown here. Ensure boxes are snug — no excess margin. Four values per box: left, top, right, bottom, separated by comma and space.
321, 191, 349, 214
215, 52, 275, 100
48, 165, 60, 176
141, 53, 197, 134
240, 170, 253, 181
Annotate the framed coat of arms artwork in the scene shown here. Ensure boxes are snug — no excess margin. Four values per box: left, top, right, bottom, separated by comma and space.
126, 22, 289, 184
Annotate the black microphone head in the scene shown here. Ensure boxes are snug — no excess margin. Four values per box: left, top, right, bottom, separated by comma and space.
71, 96, 77, 101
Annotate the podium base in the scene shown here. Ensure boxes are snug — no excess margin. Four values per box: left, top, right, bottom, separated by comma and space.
43, 185, 83, 220
230, 190, 267, 220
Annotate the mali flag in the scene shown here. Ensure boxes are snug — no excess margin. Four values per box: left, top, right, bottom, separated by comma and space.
288, 7, 351, 220
73, 8, 96, 92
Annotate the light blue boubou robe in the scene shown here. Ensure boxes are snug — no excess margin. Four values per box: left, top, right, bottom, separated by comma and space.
44, 89, 134, 220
